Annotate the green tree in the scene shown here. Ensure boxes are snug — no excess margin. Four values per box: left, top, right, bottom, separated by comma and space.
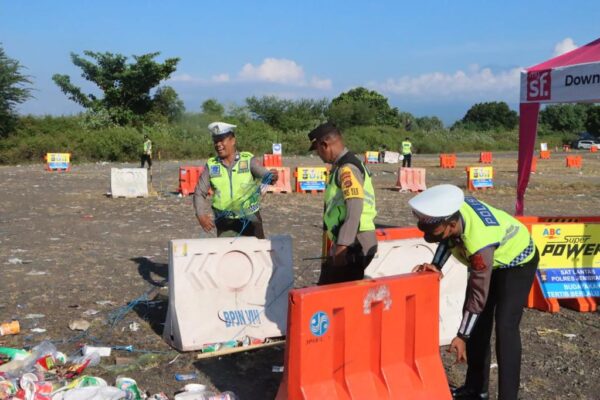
585, 105, 600, 136
327, 87, 400, 128
415, 116, 444, 132
52, 51, 179, 125
245, 96, 328, 131
201, 98, 224, 116
0, 45, 33, 137
461, 101, 518, 131
540, 103, 590, 132
152, 86, 185, 122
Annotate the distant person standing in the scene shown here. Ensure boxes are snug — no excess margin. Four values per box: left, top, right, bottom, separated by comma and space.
401, 137, 412, 168
141, 134, 152, 169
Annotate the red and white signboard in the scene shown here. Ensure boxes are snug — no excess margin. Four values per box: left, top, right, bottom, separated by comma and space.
521, 63, 600, 104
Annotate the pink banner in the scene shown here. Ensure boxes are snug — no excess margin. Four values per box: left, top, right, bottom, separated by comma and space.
516, 102, 540, 215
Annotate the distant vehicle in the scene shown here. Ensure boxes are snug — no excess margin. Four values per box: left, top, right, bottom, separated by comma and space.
571, 139, 600, 149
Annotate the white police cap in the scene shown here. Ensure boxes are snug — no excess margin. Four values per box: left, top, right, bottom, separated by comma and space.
408, 184, 464, 224
208, 122, 237, 137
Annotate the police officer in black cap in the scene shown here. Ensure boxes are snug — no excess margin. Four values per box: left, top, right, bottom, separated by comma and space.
308, 122, 378, 284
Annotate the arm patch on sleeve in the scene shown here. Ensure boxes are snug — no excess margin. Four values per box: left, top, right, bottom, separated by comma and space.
340, 166, 364, 199
470, 253, 488, 271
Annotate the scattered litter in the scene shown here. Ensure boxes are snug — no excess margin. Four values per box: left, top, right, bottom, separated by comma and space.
7, 257, 24, 264
83, 345, 112, 357
272, 365, 284, 373
129, 322, 140, 332
26, 270, 47, 276
168, 354, 181, 365
30, 328, 47, 333
24, 313, 45, 319
563, 333, 577, 339
536, 327, 561, 336
68, 319, 91, 331
83, 309, 100, 316
175, 373, 198, 381
96, 300, 115, 306
490, 363, 498, 369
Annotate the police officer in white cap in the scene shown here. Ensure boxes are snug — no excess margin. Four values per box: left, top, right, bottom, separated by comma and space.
193, 122, 277, 238
409, 184, 539, 400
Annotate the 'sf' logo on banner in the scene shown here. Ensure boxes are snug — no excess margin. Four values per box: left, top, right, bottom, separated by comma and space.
527, 69, 552, 101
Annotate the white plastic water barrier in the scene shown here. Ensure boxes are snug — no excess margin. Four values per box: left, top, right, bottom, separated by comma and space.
365, 238, 467, 346
383, 151, 401, 164
110, 168, 148, 198
163, 235, 293, 351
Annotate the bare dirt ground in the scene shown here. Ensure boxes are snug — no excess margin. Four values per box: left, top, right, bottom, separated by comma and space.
1, 151, 599, 399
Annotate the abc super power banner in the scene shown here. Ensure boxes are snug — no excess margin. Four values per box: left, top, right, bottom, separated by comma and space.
297, 167, 327, 191
532, 223, 600, 298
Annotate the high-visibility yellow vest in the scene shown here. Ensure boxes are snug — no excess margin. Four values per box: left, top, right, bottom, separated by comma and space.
450, 197, 534, 269
323, 153, 377, 241
143, 139, 152, 155
401, 141, 412, 155
207, 152, 259, 218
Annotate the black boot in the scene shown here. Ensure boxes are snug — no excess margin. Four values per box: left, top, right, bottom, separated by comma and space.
451, 385, 489, 399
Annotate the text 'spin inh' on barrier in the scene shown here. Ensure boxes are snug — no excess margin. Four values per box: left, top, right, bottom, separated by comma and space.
276, 273, 451, 400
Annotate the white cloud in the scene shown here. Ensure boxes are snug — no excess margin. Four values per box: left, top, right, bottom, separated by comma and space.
553, 37, 578, 57
239, 58, 305, 84
169, 73, 203, 84
310, 77, 332, 90
168, 58, 331, 90
369, 64, 521, 100
238, 58, 331, 89
211, 73, 230, 83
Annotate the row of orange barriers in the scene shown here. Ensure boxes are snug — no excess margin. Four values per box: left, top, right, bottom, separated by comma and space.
479, 151, 492, 164
263, 154, 283, 167
439, 153, 456, 168
178, 166, 324, 195
540, 150, 551, 159
396, 167, 427, 192
566, 155, 583, 168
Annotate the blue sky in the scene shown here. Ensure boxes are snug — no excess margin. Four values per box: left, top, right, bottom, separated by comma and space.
1, 1, 598, 124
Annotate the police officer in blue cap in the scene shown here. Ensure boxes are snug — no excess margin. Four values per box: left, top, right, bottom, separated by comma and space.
410, 184, 539, 400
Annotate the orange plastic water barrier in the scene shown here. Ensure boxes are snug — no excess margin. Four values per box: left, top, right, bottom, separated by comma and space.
263, 154, 283, 167
516, 215, 600, 313
565, 155, 582, 168
539, 150, 551, 159
591, 146, 598, 153
178, 166, 204, 196
396, 167, 427, 192
479, 152, 492, 164
276, 274, 451, 400
439, 154, 456, 168
265, 167, 292, 193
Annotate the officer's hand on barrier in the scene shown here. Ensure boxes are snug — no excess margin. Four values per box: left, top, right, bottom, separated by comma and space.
269, 169, 279, 184
412, 263, 443, 280
330, 244, 348, 267
447, 336, 467, 364
197, 214, 215, 232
